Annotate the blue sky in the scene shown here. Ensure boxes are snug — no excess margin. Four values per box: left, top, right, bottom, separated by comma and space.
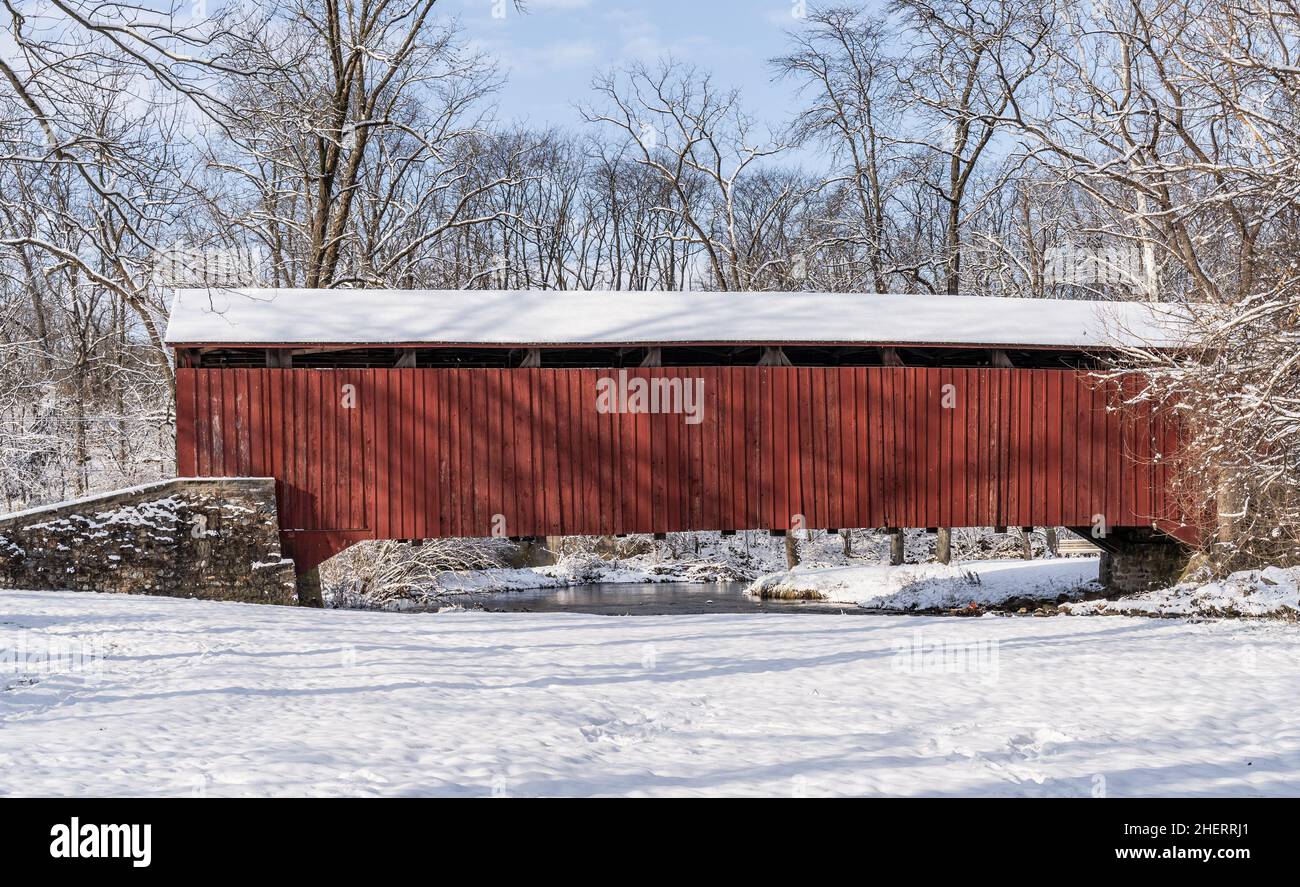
451, 0, 830, 137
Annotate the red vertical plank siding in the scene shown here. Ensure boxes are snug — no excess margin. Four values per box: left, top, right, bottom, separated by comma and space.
756, 368, 772, 528
831, 369, 849, 531
173, 366, 1186, 543
471, 370, 486, 538
879, 369, 896, 527
586, 368, 602, 536
412, 370, 427, 539
785, 366, 806, 525
702, 366, 722, 533
372, 369, 387, 538
854, 369, 870, 527
981, 371, 995, 526
1076, 374, 1092, 527
176, 371, 197, 476
506, 371, 524, 536
952, 368, 968, 528
305, 372, 321, 532
551, 366, 566, 533
864, 369, 881, 527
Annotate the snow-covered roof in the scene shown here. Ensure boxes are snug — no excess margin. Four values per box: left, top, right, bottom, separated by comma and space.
164, 288, 1189, 350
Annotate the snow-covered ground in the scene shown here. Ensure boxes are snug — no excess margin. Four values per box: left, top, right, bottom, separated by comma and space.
3, 588, 1298, 796
1063, 566, 1300, 619
748, 558, 1100, 609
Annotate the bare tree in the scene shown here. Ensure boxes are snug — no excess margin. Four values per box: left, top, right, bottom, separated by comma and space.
891, 0, 1056, 294
583, 60, 807, 291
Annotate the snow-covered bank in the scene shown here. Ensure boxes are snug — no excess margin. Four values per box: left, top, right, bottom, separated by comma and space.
326, 555, 753, 610
323, 528, 1071, 609
1063, 566, 1300, 619
748, 558, 1100, 610
2, 588, 1298, 797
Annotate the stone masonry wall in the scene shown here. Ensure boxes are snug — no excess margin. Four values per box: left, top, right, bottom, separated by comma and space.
1099, 540, 1191, 595
0, 478, 299, 605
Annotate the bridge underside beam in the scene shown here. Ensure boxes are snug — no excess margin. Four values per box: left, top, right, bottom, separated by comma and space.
280, 530, 374, 575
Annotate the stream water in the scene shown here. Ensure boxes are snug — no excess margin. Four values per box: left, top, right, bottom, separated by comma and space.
454, 580, 873, 615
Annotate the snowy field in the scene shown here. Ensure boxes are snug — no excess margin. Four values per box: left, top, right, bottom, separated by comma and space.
3, 588, 1299, 797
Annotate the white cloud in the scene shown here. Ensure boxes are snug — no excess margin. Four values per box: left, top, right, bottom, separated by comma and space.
470, 35, 600, 73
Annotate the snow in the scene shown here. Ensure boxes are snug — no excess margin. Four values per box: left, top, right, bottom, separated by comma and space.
1, 588, 1296, 796
163, 288, 1190, 349
1064, 566, 1300, 619
0, 478, 270, 525
748, 558, 1100, 609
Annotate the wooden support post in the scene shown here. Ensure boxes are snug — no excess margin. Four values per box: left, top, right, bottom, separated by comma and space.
990, 349, 1015, 369
520, 348, 542, 368
937, 527, 952, 565
1044, 527, 1059, 557
295, 566, 324, 607
882, 347, 905, 367
394, 349, 416, 368
889, 528, 905, 565
1020, 527, 1034, 559
266, 349, 291, 369
640, 347, 663, 367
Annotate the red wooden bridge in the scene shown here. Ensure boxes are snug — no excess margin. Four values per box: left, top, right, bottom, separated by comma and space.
167, 289, 1194, 573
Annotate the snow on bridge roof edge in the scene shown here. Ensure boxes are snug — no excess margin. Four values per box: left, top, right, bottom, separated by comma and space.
164, 288, 1190, 350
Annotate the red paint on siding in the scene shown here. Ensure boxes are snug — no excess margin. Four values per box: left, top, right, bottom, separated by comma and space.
176, 367, 1189, 555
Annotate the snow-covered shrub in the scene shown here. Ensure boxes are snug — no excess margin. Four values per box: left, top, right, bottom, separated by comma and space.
1126, 285, 1300, 575
321, 538, 514, 607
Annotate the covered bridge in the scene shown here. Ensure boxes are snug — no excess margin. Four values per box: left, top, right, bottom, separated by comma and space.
166, 289, 1196, 577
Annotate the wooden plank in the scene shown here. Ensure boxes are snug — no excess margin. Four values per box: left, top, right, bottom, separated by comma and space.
835, 368, 852, 529
698, 367, 715, 531
372, 370, 389, 539
864, 368, 881, 527
587, 368, 600, 536
772, 368, 790, 529
175, 370, 196, 476
926, 368, 941, 528
757, 367, 772, 529
880, 368, 896, 527
810, 367, 828, 529
975, 369, 988, 526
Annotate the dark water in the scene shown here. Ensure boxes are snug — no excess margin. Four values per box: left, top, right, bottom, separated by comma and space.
455, 581, 873, 615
